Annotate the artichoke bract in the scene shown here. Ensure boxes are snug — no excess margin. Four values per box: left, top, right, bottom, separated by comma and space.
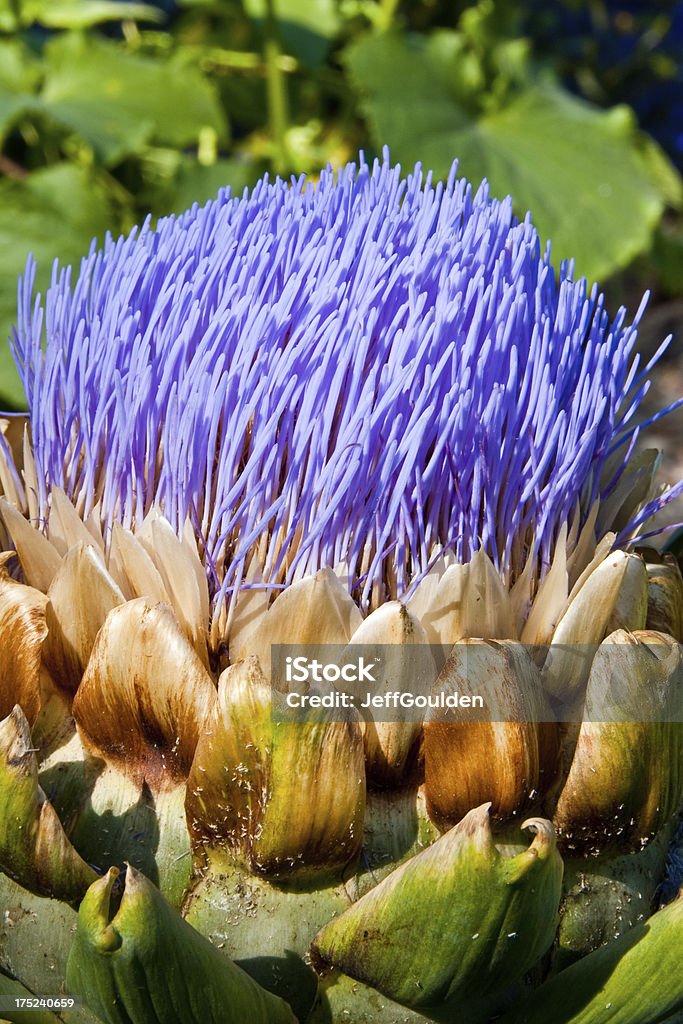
1, 151, 683, 1024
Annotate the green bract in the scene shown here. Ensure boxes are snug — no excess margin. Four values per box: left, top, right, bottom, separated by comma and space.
67, 867, 297, 1024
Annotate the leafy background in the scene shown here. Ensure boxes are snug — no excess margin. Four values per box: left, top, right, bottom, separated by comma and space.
1, 0, 683, 419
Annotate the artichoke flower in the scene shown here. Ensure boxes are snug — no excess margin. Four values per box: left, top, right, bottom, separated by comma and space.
1, 152, 683, 1024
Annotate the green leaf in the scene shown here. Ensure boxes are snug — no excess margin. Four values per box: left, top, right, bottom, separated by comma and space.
67, 866, 298, 1024
346, 31, 680, 282
41, 34, 227, 165
0, 41, 41, 143
18, 0, 164, 28
652, 222, 683, 297
347, 32, 473, 142
0, 164, 120, 409
244, 0, 340, 67
0, 0, 17, 30
637, 132, 683, 208
158, 158, 260, 215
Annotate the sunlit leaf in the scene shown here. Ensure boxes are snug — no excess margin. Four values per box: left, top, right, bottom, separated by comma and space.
41, 34, 227, 165
346, 31, 679, 282
158, 158, 260, 214
244, 0, 340, 67
652, 222, 683, 297
0, 0, 18, 30
18, 0, 164, 28
0, 165, 121, 409
0, 41, 41, 143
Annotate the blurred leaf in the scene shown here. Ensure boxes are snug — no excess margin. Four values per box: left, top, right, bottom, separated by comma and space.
158, 158, 260, 214
346, 32, 474, 137
18, 0, 164, 27
652, 223, 683, 297
147, 152, 259, 212
636, 133, 683, 209
346, 31, 679, 282
0, 164, 121, 409
41, 34, 228, 165
0, 40, 41, 143
215, 74, 268, 134
244, 0, 340, 67
0, 0, 17, 30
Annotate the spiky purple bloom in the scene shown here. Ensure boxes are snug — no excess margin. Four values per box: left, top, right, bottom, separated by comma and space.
7, 152, 682, 611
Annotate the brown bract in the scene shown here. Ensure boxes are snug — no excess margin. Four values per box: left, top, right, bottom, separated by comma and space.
424, 639, 559, 829
553, 629, 683, 852
136, 512, 211, 670
73, 598, 217, 789
47, 487, 105, 556
542, 551, 648, 701
420, 550, 517, 645
0, 562, 49, 723
0, 417, 28, 521
644, 551, 683, 641
347, 600, 431, 787
0, 497, 61, 592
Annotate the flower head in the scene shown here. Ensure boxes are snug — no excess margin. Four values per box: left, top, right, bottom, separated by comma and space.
5, 150, 681, 615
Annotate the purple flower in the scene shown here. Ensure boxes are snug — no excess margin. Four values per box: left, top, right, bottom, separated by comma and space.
7, 151, 682, 611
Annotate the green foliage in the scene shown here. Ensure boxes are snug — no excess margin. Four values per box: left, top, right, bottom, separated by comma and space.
8, 1, 164, 29
41, 34, 227, 164
243, 0, 340, 67
0, 0, 681, 406
346, 27, 670, 281
0, 32, 226, 164
0, 164, 118, 405
0, 40, 40, 143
